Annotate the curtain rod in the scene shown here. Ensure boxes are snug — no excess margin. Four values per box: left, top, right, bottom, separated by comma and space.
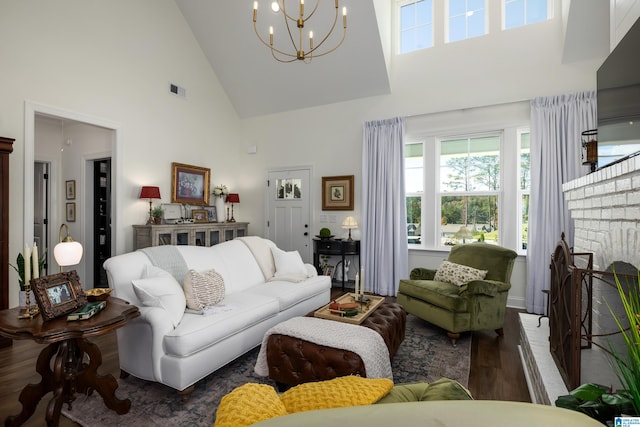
403, 98, 531, 120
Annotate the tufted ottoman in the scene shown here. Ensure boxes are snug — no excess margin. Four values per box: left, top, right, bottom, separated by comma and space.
265, 302, 406, 389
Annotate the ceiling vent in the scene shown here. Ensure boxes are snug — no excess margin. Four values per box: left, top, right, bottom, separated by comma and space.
169, 82, 186, 98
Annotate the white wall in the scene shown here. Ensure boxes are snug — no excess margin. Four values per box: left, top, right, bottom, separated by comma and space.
1, 0, 241, 306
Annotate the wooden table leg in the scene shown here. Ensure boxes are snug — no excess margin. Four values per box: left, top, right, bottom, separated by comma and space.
5, 342, 59, 427
74, 338, 131, 415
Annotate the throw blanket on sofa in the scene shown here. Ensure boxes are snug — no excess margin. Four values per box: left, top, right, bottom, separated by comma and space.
237, 236, 275, 280
254, 317, 393, 380
140, 246, 188, 283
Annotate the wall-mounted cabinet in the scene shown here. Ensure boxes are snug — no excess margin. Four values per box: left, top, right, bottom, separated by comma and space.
132, 222, 249, 250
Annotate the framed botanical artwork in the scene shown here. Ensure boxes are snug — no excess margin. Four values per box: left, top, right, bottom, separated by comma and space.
66, 203, 76, 222
322, 175, 354, 211
171, 162, 210, 206
192, 209, 208, 223
66, 180, 76, 200
31, 270, 87, 321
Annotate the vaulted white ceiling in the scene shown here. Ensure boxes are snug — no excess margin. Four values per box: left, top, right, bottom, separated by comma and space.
175, 1, 391, 118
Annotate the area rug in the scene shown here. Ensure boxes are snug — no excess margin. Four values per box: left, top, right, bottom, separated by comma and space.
62, 314, 470, 426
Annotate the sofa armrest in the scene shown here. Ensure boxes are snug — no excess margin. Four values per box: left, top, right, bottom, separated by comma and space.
459, 280, 511, 297
410, 268, 436, 280
305, 263, 318, 277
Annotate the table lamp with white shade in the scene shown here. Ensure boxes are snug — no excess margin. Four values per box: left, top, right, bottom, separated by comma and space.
54, 224, 83, 272
341, 216, 358, 241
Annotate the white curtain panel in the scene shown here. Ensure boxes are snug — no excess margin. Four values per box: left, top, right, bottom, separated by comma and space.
526, 91, 597, 313
362, 117, 409, 296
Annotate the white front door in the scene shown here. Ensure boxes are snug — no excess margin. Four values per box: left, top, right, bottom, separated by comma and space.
266, 168, 312, 263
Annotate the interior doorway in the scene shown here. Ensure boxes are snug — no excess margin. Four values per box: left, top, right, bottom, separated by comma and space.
33, 161, 50, 275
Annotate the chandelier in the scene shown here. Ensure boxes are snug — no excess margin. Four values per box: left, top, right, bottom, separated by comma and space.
252, 1, 347, 63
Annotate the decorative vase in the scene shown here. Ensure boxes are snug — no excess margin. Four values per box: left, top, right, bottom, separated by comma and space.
19, 290, 35, 308
215, 196, 226, 222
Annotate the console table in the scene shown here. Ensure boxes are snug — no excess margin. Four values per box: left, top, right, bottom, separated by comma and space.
0, 297, 139, 426
313, 239, 360, 290
133, 222, 249, 249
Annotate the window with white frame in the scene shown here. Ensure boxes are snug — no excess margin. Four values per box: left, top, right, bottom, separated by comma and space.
447, 0, 487, 43
399, 0, 434, 54
405, 143, 424, 243
503, 0, 550, 30
439, 135, 500, 246
519, 130, 530, 251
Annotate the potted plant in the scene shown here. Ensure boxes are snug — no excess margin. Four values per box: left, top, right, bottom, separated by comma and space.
10, 251, 46, 306
152, 205, 164, 224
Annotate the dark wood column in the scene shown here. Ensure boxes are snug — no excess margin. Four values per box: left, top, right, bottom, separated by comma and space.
0, 136, 15, 348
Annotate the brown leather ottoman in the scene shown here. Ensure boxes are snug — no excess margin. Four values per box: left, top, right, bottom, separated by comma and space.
265, 302, 406, 389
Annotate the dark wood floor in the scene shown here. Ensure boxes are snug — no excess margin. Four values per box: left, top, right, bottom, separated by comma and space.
0, 294, 530, 425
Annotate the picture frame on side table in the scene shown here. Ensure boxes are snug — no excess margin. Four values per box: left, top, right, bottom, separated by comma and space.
66, 203, 76, 222
205, 206, 217, 222
322, 175, 354, 211
31, 270, 88, 321
192, 209, 208, 223
171, 162, 210, 206
66, 180, 76, 200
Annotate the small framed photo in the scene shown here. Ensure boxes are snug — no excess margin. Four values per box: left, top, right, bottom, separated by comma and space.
66, 203, 76, 222
192, 209, 208, 223
322, 175, 354, 211
66, 180, 76, 200
171, 162, 210, 206
205, 206, 217, 222
31, 270, 88, 321
324, 264, 335, 277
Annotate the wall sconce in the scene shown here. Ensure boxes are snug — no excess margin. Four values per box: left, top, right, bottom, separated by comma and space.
139, 186, 161, 224
226, 193, 240, 222
341, 216, 358, 241
54, 224, 83, 272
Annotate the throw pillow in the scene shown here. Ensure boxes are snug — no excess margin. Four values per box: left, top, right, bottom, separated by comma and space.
183, 269, 225, 310
270, 247, 308, 282
433, 260, 488, 287
280, 376, 393, 413
214, 383, 287, 427
132, 265, 186, 327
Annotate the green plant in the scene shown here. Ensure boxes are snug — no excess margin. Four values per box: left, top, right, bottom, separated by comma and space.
555, 383, 634, 426
319, 227, 331, 237
9, 251, 46, 291
152, 205, 164, 218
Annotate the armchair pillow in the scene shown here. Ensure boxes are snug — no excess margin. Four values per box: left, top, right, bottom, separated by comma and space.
132, 265, 186, 327
433, 260, 488, 287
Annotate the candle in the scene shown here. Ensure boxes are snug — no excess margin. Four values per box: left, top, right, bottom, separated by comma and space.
32, 243, 39, 279
24, 246, 31, 285
360, 268, 364, 295
354, 273, 359, 296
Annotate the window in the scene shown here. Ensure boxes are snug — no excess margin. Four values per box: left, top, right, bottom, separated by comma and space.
405, 143, 424, 243
504, 0, 550, 30
519, 130, 530, 250
399, 0, 433, 54
439, 135, 500, 246
447, 0, 487, 43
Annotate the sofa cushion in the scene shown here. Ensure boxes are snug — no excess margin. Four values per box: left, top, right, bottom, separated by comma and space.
215, 383, 288, 427
164, 292, 279, 357
132, 265, 186, 327
434, 261, 488, 287
246, 275, 329, 312
398, 279, 468, 312
183, 269, 225, 310
271, 247, 308, 282
280, 376, 394, 413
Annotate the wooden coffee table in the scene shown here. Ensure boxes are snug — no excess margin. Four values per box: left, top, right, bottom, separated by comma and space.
0, 297, 139, 426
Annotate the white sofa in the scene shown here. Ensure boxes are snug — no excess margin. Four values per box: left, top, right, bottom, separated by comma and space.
103, 238, 331, 394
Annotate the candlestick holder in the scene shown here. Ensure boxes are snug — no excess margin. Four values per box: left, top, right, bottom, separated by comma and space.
18, 281, 39, 319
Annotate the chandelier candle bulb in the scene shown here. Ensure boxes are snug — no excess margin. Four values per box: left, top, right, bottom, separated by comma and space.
300, 0, 303, 16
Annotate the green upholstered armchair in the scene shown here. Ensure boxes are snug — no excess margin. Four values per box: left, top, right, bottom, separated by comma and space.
397, 243, 517, 345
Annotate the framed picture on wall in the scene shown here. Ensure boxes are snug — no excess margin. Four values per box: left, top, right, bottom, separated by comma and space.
66, 203, 76, 222
171, 162, 210, 206
66, 180, 76, 200
322, 175, 354, 211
